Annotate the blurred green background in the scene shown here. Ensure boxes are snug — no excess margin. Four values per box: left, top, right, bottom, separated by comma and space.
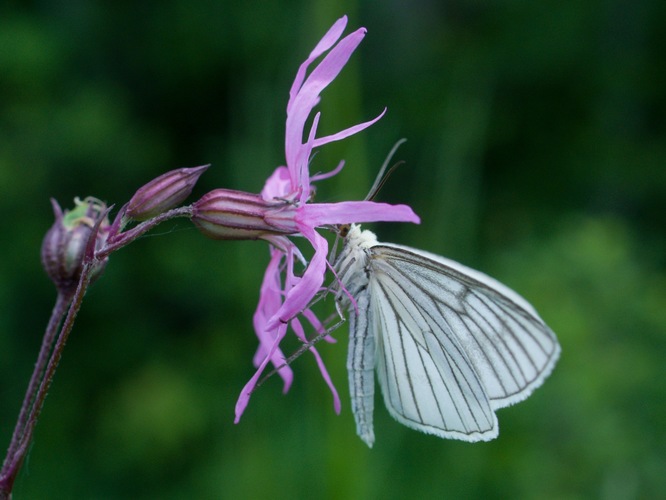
1, 1, 665, 499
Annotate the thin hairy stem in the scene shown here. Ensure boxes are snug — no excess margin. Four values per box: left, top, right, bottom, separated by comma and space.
1, 292, 72, 470
0, 264, 92, 497
100, 205, 193, 257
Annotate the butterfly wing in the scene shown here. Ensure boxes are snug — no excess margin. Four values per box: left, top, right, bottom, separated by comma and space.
369, 243, 560, 415
369, 269, 499, 441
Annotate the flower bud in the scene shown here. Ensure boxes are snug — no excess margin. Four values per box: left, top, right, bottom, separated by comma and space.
191, 189, 297, 240
125, 165, 209, 221
41, 197, 110, 294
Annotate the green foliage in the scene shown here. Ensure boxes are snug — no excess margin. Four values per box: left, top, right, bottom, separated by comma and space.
1, 1, 665, 498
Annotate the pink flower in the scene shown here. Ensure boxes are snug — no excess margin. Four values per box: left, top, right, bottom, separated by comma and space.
192, 16, 419, 421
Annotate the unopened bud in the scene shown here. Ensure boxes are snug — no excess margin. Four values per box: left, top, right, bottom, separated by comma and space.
191, 189, 297, 240
125, 165, 209, 221
41, 197, 110, 294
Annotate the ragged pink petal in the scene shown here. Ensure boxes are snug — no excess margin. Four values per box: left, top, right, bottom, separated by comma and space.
288, 16, 349, 114
290, 316, 341, 413
265, 226, 328, 330
309, 345, 341, 413
298, 201, 420, 227
252, 251, 294, 391
300, 308, 336, 343
234, 322, 290, 422
285, 28, 367, 180
310, 160, 345, 183
261, 166, 293, 201
296, 112, 321, 203
313, 109, 386, 148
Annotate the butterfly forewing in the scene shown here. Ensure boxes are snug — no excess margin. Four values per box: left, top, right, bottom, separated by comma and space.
370, 244, 560, 409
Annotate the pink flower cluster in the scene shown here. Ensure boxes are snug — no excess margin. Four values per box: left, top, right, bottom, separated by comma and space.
192, 16, 419, 420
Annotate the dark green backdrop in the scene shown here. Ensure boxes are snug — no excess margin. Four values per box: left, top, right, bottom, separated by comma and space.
1, 1, 665, 498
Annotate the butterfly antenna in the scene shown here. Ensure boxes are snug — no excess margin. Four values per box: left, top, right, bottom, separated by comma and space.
365, 138, 407, 201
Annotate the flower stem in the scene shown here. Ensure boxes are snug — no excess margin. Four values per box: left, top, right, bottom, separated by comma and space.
101, 205, 193, 257
0, 264, 92, 497
2, 293, 72, 463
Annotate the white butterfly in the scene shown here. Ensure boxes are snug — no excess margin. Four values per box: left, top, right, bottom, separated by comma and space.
334, 224, 560, 447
